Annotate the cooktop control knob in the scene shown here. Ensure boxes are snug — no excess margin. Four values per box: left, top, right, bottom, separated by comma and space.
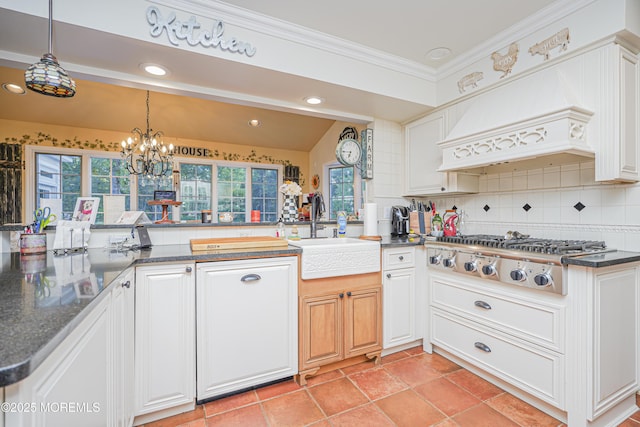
534, 272, 553, 287
510, 268, 527, 282
442, 256, 456, 268
481, 263, 497, 276
464, 260, 478, 272
429, 254, 441, 265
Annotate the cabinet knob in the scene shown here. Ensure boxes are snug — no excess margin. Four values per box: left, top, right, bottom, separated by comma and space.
387, 273, 392, 279
339, 293, 344, 298
398, 255, 404, 261
186, 266, 193, 273
440, 187, 446, 192
347, 291, 352, 297
121, 280, 131, 289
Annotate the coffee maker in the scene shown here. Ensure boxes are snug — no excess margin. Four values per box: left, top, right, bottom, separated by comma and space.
390, 206, 409, 237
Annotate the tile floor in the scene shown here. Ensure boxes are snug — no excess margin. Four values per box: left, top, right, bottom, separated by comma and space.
143, 346, 640, 427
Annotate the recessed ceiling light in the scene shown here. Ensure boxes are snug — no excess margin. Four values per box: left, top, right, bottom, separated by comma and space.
2, 83, 26, 95
248, 119, 261, 127
140, 63, 169, 76
304, 96, 323, 105
426, 47, 452, 60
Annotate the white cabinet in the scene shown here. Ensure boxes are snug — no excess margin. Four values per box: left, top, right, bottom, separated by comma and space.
134, 262, 195, 424
196, 257, 298, 400
404, 112, 478, 196
382, 246, 426, 351
4, 271, 135, 427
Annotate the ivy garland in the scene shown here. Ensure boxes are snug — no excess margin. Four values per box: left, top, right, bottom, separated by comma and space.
3, 133, 305, 186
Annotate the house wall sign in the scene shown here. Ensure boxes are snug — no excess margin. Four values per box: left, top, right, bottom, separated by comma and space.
173, 146, 212, 157
146, 6, 257, 57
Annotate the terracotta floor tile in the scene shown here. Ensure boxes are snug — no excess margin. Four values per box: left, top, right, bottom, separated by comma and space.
255, 379, 302, 401
329, 403, 395, 427
383, 355, 442, 387
203, 390, 258, 417
405, 345, 426, 356
349, 367, 408, 400
144, 405, 204, 427
381, 351, 410, 364
261, 389, 324, 426
414, 377, 481, 416
618, 420, 640, 427
376, 389, 446, 426
446, 369, 504, 401
205, 403, 267, 427
418, 352, 462, 374
176, 419, 206, 427
486, 393, 561, 427
433, 419, 460, 427
630, 409, 640, 422
341, 359, 377, 376
453, 403, 519, 427
308, 377, 368, 416
305, 368, 344, 386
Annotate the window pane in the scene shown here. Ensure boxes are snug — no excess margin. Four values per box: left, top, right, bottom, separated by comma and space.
36, 153, 82, 220
180, 163, 212, 221
138, 175, 173, 222
90, 157, 131, 224
328, 166, 355, 220
251, 168, 278, 222
217, 166, 246, 222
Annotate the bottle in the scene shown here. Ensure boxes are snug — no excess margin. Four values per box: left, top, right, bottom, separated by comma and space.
431, 211, 443, 236
290, 224, 300, 240
337, 211, 347, 237
276, 217, 286, 239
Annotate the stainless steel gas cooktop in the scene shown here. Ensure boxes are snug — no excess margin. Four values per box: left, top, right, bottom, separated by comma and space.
426, 234, 612, 295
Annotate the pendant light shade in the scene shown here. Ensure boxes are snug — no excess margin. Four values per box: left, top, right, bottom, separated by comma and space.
25, 0, 76, 98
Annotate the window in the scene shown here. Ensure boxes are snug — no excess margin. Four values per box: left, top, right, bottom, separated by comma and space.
328, 165, 355, 220
180, 163, 212, 221
35, 153, 81, 220
90, 157, 131, 223
138, 175, 173, 222
251, 168, 278, 222
217, 166, 246, 222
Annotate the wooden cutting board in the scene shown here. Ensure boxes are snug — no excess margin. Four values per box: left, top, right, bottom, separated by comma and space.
190, 236, 288, 251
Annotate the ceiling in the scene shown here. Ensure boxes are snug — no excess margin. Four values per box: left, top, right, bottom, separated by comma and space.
0, 0, 561, 151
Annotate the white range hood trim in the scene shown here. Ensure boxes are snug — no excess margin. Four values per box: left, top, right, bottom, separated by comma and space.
437, 106, 594, 172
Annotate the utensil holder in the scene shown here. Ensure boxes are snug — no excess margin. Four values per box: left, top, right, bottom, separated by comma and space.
20, 233, 47, 255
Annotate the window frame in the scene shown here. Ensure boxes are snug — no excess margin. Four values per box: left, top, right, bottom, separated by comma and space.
322, 161, 362, 220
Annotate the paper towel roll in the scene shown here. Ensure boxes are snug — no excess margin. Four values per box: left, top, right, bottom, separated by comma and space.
363, 203, 378, 236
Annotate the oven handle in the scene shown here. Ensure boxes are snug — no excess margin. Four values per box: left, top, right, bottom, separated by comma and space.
474, 300, 492, 310
474, 342, 492, 353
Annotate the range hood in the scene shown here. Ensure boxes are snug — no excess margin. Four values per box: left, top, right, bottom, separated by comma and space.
438, 70, 595, 172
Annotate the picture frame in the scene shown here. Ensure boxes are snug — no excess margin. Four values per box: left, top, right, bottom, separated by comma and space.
72, 197, 100, 224
73, 274, 98, 299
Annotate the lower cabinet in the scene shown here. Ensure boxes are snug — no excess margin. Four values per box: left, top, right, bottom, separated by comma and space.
4, 268, 135, 427
134, 262, 196, 424
196, 257, 298, 401
297, 272, 382, 385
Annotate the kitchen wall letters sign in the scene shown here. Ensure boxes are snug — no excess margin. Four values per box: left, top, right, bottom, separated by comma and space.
146, 6, 257, 57
491, 42, 519, 78
173, 146, 212, 158
529, 28, 570, 61
360, 128, 373, 179
457, 71, 484, 93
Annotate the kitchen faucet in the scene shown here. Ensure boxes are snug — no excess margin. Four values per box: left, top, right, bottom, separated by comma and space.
310, 193, 325, 238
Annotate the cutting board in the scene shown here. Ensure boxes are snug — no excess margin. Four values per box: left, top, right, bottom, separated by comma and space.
190, 236, 289, 251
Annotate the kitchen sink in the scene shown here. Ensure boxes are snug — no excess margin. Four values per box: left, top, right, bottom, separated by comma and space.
288, 238, 381, 279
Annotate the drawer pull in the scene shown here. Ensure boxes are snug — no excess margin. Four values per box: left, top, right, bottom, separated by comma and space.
240, 274, 262, 283
474, 300, 492, 310
474, 342, 492, 353
398, 255, 404, 261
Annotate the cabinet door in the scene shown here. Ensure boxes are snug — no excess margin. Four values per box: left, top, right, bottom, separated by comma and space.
383, 268, 416, 348
112, 268, 135, 427
405, 113, 448, 195
344, 287, 382, 358
196, 257, 298, 400
135, 263, 195, 416
5, 296, 111, 427
300, 294, 343, 369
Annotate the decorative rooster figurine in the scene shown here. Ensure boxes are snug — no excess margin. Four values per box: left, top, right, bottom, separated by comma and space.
491, 42, 519, 78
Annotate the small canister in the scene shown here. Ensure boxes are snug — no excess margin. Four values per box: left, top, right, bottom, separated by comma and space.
20, 233, 47, 255
201, 210, 212, 223
251, 210, 260, 222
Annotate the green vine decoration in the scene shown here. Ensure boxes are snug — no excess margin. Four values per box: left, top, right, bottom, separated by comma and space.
4, 133, 305, 186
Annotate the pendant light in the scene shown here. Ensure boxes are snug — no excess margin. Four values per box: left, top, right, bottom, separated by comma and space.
24, 0, 76, 97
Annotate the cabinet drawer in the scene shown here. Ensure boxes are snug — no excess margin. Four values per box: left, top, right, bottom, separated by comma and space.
383, 247, 415, 270
430, 277, 564, 352
431, 309, 564, 408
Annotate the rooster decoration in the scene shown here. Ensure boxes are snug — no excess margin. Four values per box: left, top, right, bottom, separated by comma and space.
491, 42, 519, 79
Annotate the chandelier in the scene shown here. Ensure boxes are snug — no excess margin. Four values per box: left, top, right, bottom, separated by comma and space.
24, 0, 76, 97
121, 91, 174, 177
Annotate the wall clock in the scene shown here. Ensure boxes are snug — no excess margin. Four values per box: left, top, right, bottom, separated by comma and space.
335, 138, 362, 166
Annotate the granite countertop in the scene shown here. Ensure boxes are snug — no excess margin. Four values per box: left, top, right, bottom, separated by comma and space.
562, 250, 640, 267
0, 244, 301, 388
380, 236, 426, 247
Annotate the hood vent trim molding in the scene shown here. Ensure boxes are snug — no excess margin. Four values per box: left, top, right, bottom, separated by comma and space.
437, 106, 594, 172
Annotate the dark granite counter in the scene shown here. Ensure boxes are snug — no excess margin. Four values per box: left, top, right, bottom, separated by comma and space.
562, 250, 640, 268
0, 244, 301, 387
380, 236, 426, 247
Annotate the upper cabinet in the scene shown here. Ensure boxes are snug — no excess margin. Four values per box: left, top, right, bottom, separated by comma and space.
404, 111, 479, 196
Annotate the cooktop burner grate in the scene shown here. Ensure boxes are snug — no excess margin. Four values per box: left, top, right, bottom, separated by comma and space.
437, 234, 607, 255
